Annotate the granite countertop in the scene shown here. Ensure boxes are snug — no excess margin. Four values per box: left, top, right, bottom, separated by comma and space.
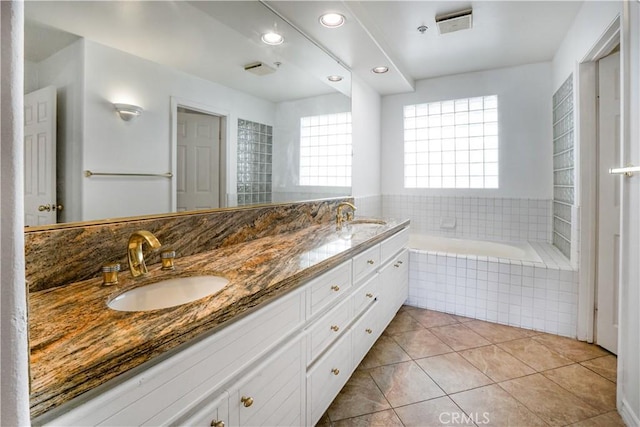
28, 218, 409, 418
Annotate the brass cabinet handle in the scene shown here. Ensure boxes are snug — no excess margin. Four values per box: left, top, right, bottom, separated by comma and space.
394, 264, 400, 268
241, 396, 253, 407
366, 328, 373, 334
331, 325, 339, 332
331, 285, 340, 292
210, 420, 225, 427
397, 260, 403, 264
367, 259, 375, 265
55, 204, 64, 211
331, 368, 340, 376
38, 204, 51, 212
366, 293, 373, 298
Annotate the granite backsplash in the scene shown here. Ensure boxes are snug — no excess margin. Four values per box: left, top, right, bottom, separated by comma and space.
25, 198, 351, 293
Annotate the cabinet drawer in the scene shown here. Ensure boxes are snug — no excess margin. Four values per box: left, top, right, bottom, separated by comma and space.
352, 274, 379, 317
308, 296, 351, 363
307, 331, 352, 426
352, 245, 381, 283
309, 260, 352, 317
173, 391, 229, 427
381, 227, 409, 264
352, 301, 382, 367
234, 337, 304, 427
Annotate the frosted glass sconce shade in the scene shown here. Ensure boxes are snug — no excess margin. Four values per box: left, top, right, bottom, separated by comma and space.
114, 103, 143, 121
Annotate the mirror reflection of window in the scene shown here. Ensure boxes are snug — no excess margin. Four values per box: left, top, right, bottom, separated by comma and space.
299, 112, 352, 187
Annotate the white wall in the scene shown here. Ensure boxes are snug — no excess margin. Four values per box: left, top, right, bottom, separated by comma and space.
351, 74, 382, 199
551, 1, 622, 93
81, 40, 275, 221
381, 62, 553, 200
1, 1, 30, 425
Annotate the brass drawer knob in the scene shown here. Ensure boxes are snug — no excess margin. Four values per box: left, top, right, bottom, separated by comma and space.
331, 325, 339, 332
211, 420, 225, 427
366, 328, 373, 334
331, 285, 340, 292
366, 293, 373, 298
367, 259, 375, 265
331, 368, 340, 376
241, 396, 253, 407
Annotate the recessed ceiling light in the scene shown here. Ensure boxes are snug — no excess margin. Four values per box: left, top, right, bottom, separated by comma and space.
319, 13, 345, 28
372, 66, 389, 74
261, 32, 284, 45
327, 75, 343, 82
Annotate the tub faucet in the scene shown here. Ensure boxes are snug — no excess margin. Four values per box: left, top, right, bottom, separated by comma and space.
128, 230, 161, 278
336, 202, 357, 228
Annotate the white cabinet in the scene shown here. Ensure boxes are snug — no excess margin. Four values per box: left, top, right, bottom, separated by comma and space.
41, 227, 409, 427
174, 392, 229, 427
229, 337, 305, 427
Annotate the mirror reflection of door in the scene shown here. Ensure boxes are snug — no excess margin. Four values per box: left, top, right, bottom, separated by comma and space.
176, 108, 222, 212
24, 85, 57, 226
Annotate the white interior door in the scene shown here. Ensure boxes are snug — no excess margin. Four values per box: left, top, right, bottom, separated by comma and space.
24, 86, 57, 227
176, 111, 221, 211
596, 51, 621, 354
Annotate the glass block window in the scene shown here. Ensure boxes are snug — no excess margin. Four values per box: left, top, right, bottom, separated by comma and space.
299, 112, 352, 187
237, 119, 272, 206
404, 95, 499, 189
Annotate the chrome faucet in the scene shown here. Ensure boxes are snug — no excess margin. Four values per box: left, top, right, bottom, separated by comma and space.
128, 230, 161, 278
336, 202, 357, 229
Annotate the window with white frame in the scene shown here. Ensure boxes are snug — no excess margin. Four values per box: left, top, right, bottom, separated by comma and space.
299, 112, 352, 187
404, 95, 498, 189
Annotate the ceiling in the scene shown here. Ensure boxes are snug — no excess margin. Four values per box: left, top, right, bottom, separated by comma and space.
269, 0, 583, 95
25, 1, 584, 99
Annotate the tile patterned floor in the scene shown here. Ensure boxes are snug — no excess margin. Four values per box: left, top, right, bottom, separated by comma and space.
318, 306, 623, 427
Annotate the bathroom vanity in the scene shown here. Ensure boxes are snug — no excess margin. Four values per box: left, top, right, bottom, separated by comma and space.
29, 212, 409, 426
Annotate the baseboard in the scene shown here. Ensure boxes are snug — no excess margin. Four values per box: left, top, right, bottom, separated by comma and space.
620, 397, 640, 427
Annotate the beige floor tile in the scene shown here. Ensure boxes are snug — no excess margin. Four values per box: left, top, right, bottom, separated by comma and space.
394, 396, 473, 427
407, 308, 459, 328
532, 334, 609, 362
327, 370, 391, 421
569, 411, 626, 427
500, 373, 600, 426
429, 323, 492, 351
331, 409, 404, 427
368, 361, 445, 407
416, 352, 493, 394
580, 355, 617, 382
450, 384, 547, 426
498, 337, 573, 372
359, 335, 412, 369
382, 311, 424, 335
543, 364, 616, 412
391, 329, 454, 359
464, 320, 530, 343
459, 345, 535, 382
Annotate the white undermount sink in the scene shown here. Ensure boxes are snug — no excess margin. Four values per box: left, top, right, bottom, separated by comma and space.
108, 275, 229, 312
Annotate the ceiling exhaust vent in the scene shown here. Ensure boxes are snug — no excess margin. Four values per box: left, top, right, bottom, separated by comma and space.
244, 61, 276, 76
435, 9, 473, 35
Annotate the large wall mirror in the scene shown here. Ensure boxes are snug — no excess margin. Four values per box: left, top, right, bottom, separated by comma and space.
23, 1, 352, 228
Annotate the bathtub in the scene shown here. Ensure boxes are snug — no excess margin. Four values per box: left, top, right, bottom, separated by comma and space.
408, 234, 543, 263
406, 233, 579, 337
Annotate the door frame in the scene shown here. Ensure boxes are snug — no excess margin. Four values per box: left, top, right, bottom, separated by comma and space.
576, 16, 620, 342
170, 97, 230, 211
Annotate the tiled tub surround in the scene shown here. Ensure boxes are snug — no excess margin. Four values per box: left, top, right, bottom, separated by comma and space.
27, 207, 408, 418
383, 195, 552, 242
408, 239, 578, 338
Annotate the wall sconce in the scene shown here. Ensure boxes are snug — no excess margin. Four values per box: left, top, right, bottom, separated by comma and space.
114, 103, 143, 121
